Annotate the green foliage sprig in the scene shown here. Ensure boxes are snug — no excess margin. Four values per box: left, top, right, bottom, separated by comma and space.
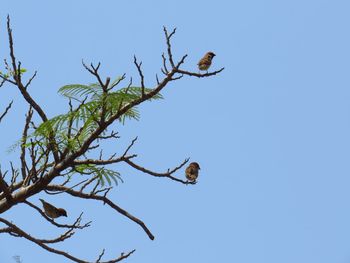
13, 77, 162, 187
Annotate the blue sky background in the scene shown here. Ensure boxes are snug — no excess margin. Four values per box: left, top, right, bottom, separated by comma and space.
1, 0, 350, 262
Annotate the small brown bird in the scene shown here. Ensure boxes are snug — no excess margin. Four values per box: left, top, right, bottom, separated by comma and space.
185, 162, 201, 182
39, 199, 67, 219
197, 52, 216, 73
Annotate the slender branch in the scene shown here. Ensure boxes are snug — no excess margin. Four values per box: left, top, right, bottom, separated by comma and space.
73, 155, 136, 166
24, 71, 37, 89
0, 175, 12, 203
108, 73, 126, 91
98, 130, 120, 140
163, 27, 176, 67
96, 249, 106, 262
0, 100, 13, 123
122, 137, 138, 157
161, 53, 169, 74
7, 16, 60, 162
123, 158, 194, 185
21, 107, 33, 183
80, 175, 100, 192
0, 227, 12, 233
0, 217, 134, 263
46, 185, 155, 240
7, 16, 49, 123
37, 229, 75, 244
45, 178, 91, 195
24, 201, 91, 229
176, 67, 225, 77
81, 60, 106, 89
133, 56, 145, 97
170, 75, 183, 81
0, 78, 5, 87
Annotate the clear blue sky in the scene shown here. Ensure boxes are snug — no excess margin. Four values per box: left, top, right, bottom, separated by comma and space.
1, 0, 350, 262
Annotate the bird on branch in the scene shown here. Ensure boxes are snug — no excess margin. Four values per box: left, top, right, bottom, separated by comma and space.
198, 52, 216, 73
185, 162, 201, 182
39, 199, 68, 219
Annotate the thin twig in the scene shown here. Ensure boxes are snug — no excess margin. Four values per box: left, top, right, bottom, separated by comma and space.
133, 56, 145, 97
46, 185, 155, 240
0, 100, 13, 123
123, 158, 194, 185
0, 217, 134, 263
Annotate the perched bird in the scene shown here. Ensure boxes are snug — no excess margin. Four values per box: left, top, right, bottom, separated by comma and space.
185, 162, 201, 182
39, 199, 67, 219
197, 52, 216, 73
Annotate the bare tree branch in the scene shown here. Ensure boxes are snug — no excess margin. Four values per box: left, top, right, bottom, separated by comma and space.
133, 56, 145, 97
123, 158, 194, 185
24, 200, 91, 229
21, 107, 33, 183
176, 67, 225, 77
0, 174, 13, 203
24, 71, 37, 89
163, 27, 176, 67
73, 155, 136, 166
81, 60, 110, 92
0, 100, 13, 123
0, 217, 135, 263
46, 185, 155, 240
161, 53, 169, 74
6, 16, 49, 123
6, 16, 62, 163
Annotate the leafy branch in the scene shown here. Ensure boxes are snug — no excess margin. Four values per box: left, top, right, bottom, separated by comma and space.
0, 16, 224, 263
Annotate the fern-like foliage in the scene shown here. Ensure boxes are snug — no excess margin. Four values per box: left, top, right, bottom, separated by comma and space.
34, 77, 162, 150
13, 77, 162, 187
73, 164, 123, 186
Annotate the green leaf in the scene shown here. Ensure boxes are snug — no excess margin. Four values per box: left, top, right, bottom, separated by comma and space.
59, 84, 102, 99
20, 80, 163, 152
72, 164, 122, 187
